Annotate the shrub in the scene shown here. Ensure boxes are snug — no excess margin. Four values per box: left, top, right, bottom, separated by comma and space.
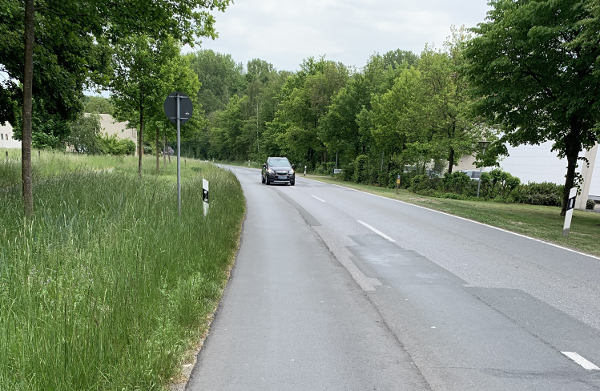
352, 155, 370, 184
442, 171, 471, 194
410, 174, 431, 192
587, 199, 596, 210
98, 133, 136, 156
512, 181, 564, 206
342, 162, 354, 181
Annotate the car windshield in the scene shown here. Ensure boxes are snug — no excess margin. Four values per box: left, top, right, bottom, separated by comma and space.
269, 158, 290, 167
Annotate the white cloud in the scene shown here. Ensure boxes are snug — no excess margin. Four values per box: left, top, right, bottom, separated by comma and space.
194, 0, 492, 71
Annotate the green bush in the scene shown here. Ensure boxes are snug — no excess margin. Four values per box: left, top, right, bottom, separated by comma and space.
512, 181, 564, 206
410, 174, 431, 191
442, 171, 471, 194
342, 162, 354, 181
352, 155, 370, 184
98, 133, 136, 156
587, 199, 596, 210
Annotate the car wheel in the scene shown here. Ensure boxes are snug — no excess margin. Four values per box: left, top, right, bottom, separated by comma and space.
261, 174, 265, 183
290, 180, 295, 186
265, 176, 270, 185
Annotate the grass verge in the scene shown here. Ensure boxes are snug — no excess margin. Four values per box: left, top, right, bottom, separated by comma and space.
306, 174, 600, 257
0, 154, 245, 390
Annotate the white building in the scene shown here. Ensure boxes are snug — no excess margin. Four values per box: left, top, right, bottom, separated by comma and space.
0, 114, 137, 155
97, 114, 137, 146
0, 122, 22, 149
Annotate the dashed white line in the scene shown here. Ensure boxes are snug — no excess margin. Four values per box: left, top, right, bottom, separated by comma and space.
312, 195, 326, 203
357, 220, 396, 243
318, 180, 600, 261
562, 352, 600, 370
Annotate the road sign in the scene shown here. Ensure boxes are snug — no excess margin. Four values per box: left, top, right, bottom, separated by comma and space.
164, 92, 194, 217
164, 92, 193, 124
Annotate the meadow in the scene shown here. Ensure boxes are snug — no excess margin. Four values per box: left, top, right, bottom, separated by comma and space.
0, 150, 245, 390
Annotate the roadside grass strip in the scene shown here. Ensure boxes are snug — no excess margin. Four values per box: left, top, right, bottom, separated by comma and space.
0, 161, 245, 390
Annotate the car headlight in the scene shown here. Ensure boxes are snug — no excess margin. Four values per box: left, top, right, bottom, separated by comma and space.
267, 168, 275, 174
289, 169, 295, 175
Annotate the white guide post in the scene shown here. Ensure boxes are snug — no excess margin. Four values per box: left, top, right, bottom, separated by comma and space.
562, 187, 577, 237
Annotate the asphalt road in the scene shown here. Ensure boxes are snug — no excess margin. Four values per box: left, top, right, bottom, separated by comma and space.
186, 167, 600, 391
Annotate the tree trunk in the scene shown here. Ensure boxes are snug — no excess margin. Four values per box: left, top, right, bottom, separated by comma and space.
156, 126, 159, 174
561, 125, 582, 216
22, 0, 34, 217
138, 103, 144, 177
447, 147, 455, 174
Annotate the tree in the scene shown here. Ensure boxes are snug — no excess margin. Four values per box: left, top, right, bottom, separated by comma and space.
270, 58, 348, 166
2, 0, 230, 215
110, 35, 202, 177
84, 96, 115, 115
463, 0, 600, 215
419, 28, 482, 174
370, 67, 431, 167
187, 50, 244, 116
65, 113, 103, 154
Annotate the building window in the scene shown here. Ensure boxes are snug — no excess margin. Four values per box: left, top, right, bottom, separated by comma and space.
5, 134, 8, 139
1, 134, 3, 140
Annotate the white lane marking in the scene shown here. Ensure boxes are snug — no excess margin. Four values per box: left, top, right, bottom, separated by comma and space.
357, 220, 396, 243
312, 195, 326, 203
562, 352, 600, 370
311, 180, 600, 261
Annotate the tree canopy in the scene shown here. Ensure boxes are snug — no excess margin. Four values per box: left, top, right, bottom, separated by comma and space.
463, 0, 600, 214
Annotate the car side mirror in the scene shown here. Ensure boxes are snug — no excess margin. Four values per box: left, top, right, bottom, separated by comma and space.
263, 164, 266, 169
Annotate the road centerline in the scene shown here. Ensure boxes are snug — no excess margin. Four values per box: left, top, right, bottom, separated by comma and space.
561, 352, 600, 370
357, 220, 396, 243
312, 195, 326, 203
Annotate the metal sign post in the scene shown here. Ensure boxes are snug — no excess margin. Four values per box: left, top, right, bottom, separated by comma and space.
164, 92, 193, 217
562, 187, 577, 237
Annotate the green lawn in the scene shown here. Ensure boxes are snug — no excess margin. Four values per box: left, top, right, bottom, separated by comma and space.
0, 151, 245, 390
305, 174, 600, 257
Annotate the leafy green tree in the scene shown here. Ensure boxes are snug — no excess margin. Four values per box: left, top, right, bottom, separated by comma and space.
270, 58, 348, 166
210, 94, 247, 160
187, 50, 245, 116
83, 96, 115, 115
370, 67, 430, 167
419, 28, 481, 173
66, 113, 103, 154
463, 0, 600, 215
110, 35, 199, 176
2, 0, 230, 215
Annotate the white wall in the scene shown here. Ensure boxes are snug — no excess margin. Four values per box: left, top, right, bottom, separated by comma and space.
498, 141, 573, 186
0, 122, 21, 149
457, 141, 600, 200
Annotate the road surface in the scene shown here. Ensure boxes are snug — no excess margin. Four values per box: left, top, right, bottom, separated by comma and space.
186, 166, 600, 391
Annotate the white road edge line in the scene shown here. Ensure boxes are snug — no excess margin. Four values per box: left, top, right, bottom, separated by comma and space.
312, 195, 326, 203
561, 352, 600, 370
313, 180, 600, 261
357, 220, 396, 243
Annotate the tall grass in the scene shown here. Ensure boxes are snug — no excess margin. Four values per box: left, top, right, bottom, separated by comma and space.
0, 160, 245, 390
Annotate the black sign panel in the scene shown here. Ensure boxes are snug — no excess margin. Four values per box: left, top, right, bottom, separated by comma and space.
164, 92, 193, 124
202, 188, 209, 203
566, 196, 576, 211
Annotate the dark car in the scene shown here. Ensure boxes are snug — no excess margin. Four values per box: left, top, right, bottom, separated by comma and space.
262, 157, 295, 186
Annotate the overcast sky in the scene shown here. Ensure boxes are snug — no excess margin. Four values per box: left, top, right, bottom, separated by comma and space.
194, 0, 493, 72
